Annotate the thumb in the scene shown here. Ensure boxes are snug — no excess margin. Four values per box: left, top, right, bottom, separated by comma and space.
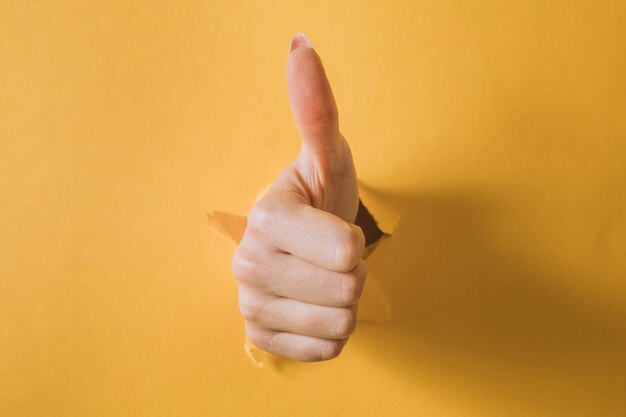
287, 33, 342, 158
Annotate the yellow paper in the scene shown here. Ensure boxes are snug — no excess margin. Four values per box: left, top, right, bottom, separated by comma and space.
1, 1, 625, 416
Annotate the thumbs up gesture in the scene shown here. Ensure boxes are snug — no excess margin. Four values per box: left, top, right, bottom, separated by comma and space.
231, 34, 367, 361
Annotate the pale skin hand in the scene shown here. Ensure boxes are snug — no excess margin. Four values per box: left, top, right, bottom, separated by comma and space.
231, 33, 366, 362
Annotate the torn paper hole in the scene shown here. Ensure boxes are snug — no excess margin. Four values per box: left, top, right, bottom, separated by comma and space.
207, 179, 400, 367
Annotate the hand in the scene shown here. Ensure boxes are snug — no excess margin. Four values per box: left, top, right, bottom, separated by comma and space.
231, 33, 367, 362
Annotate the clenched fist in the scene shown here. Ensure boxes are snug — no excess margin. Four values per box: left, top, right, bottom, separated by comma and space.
231, 34, 367, 362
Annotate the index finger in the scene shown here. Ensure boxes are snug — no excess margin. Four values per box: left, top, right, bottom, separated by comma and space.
247, 192, 365, 272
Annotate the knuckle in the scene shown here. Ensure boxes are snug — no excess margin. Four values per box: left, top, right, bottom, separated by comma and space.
334, 224, 365, 271
340, 272, 364, 306
320, 339, 345, 361
231, 246, 258, 284
247, 202, 273, 233
238, 291, 266, 322
245, 324, 270, 351
334, 307, 357, 338
357, 259, 368, 279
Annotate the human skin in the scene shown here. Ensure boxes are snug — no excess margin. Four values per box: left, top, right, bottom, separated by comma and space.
231, 33, 367, 361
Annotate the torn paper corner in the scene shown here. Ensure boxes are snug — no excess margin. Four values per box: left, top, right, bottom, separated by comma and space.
255, 183, 272, 202
207, 180, 399, 366
244, 338, 265, 368
357, 179, 402, 236
206, 210, 247, 244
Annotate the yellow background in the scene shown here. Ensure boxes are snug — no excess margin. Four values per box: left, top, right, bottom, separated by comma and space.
1, 1, 625, 416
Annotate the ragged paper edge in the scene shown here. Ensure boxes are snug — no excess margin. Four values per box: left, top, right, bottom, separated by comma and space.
207, 180, 400, 367
356, 179, 402, 237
